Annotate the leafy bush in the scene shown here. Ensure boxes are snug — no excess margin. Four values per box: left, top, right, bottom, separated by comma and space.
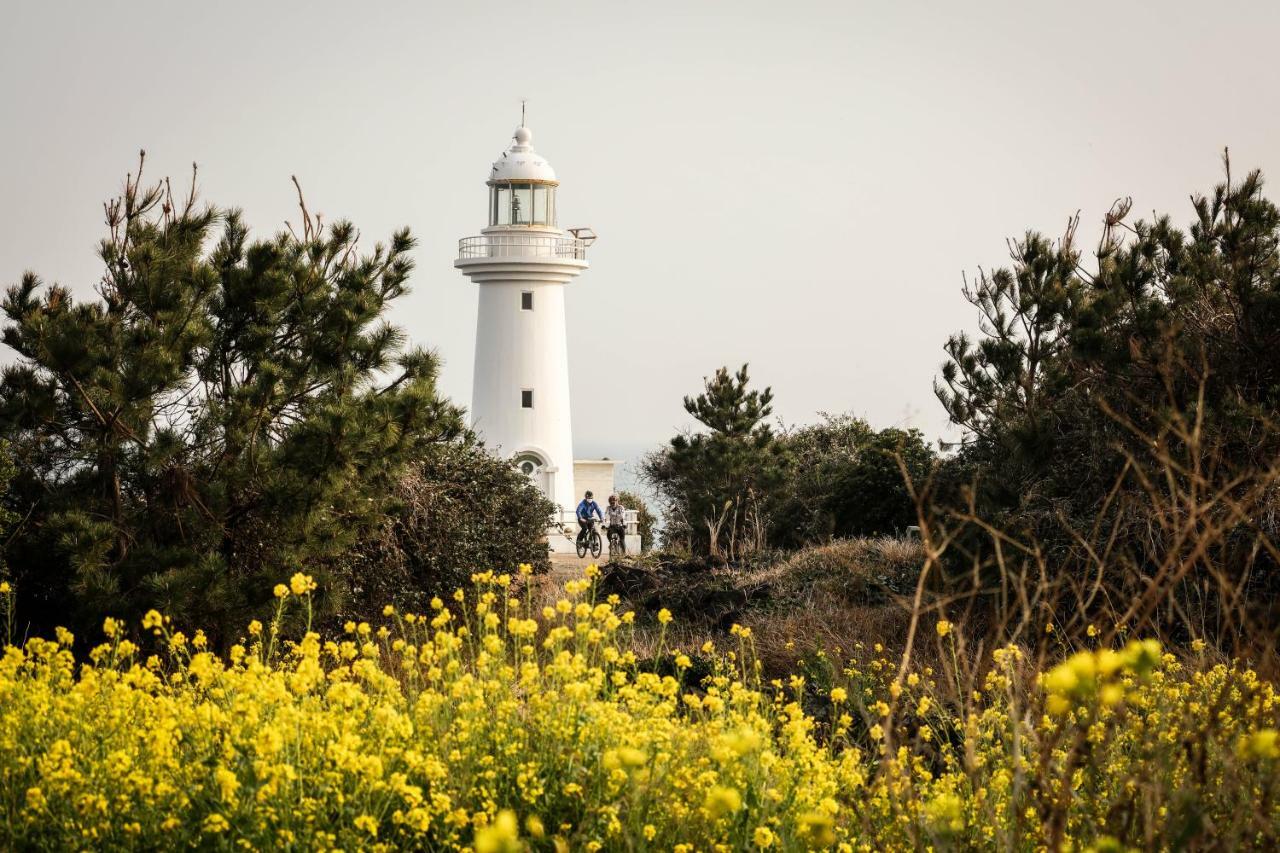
616, 489, 655, 552
643, 373, 933, 559
1, 575, 1277, 850
330, 441, 555, 620
771, 415, 934, 546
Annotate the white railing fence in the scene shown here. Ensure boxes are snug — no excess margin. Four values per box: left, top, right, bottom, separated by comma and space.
458, 233, 587, 260
554, 508, 639, 536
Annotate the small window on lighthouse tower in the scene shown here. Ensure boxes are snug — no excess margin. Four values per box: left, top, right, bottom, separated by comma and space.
521, 291, 534, 310
521, 389, 534, 409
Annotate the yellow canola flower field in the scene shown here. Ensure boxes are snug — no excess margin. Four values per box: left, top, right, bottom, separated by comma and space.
0, 569, 1278, 851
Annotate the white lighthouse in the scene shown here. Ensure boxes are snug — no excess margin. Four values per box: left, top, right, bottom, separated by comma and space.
455, 122, 595, 549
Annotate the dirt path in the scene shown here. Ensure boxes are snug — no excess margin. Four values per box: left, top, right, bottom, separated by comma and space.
549, 551, 600, 581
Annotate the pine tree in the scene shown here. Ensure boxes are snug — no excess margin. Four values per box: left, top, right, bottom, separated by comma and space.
0, 155, 464, 640
931, 156, 1280, 655
642, 365, 784, 560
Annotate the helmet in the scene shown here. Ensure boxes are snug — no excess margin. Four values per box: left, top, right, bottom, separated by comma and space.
584, 491, 593, 498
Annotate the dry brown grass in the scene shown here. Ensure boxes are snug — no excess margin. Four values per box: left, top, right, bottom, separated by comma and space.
742, 600, 920, 678
753, 536, 924, 603
572, 536, 928, 678
895, 368, 1280, 697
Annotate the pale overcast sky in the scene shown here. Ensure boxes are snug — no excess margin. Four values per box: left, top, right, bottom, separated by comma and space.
3, 1, 1279, 479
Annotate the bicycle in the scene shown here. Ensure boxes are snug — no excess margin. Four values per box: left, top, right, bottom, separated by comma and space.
576, 519, 603, 559
606, 525, 625, 559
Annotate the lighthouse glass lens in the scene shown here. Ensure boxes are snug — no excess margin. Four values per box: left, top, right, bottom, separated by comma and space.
494, 186, 511, 225
512, 185, 532, 225
533, 186, 548, 224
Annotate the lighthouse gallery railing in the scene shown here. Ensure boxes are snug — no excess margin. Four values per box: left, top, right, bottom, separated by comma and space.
457, 234, 588, 260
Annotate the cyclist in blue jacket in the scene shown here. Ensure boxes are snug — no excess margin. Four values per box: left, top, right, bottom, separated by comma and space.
576, 491, 603, 549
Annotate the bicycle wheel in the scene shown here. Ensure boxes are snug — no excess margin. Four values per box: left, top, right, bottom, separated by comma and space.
590, 529, 602, 559
576, 532, 588, 559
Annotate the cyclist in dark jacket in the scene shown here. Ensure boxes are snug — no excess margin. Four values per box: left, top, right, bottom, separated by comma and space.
576, 491, 603, 548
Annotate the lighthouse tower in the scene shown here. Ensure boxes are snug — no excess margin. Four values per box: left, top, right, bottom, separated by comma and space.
455, 123, 591, 545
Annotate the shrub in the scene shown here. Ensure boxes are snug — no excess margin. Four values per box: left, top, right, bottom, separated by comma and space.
616, 489, 655, 552
771, 415, 935, 546
330, 441, 555, 621
643, 378, 934, 559
765, 537, 924, 607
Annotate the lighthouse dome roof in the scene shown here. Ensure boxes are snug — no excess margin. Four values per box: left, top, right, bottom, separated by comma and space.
489, 126, 557, 184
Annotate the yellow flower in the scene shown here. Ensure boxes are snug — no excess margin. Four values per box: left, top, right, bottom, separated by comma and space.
936, 619, 952, 637
289, 572, 316, 596
798, 812, 835, 848
1238, 729, 1280, 760
5, 573, 1275, 851
1124, 639, 1162, 676
924, 791, 965, 834
657, 609, 672, 625
1095, 649, 1123, 677
354, 814, 378, 837
273, 584, 289, 599
474, 810, 520, 853
0, 580, 12, 594
202, 813, 230, 834
214, 767, 239, 802
704, 786, 742, 818
103, 617, 120, 638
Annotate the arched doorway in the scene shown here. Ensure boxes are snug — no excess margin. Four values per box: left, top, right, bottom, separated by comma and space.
513, 451, 550, 499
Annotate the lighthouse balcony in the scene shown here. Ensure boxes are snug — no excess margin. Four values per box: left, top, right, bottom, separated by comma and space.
457, 233, 588, 261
